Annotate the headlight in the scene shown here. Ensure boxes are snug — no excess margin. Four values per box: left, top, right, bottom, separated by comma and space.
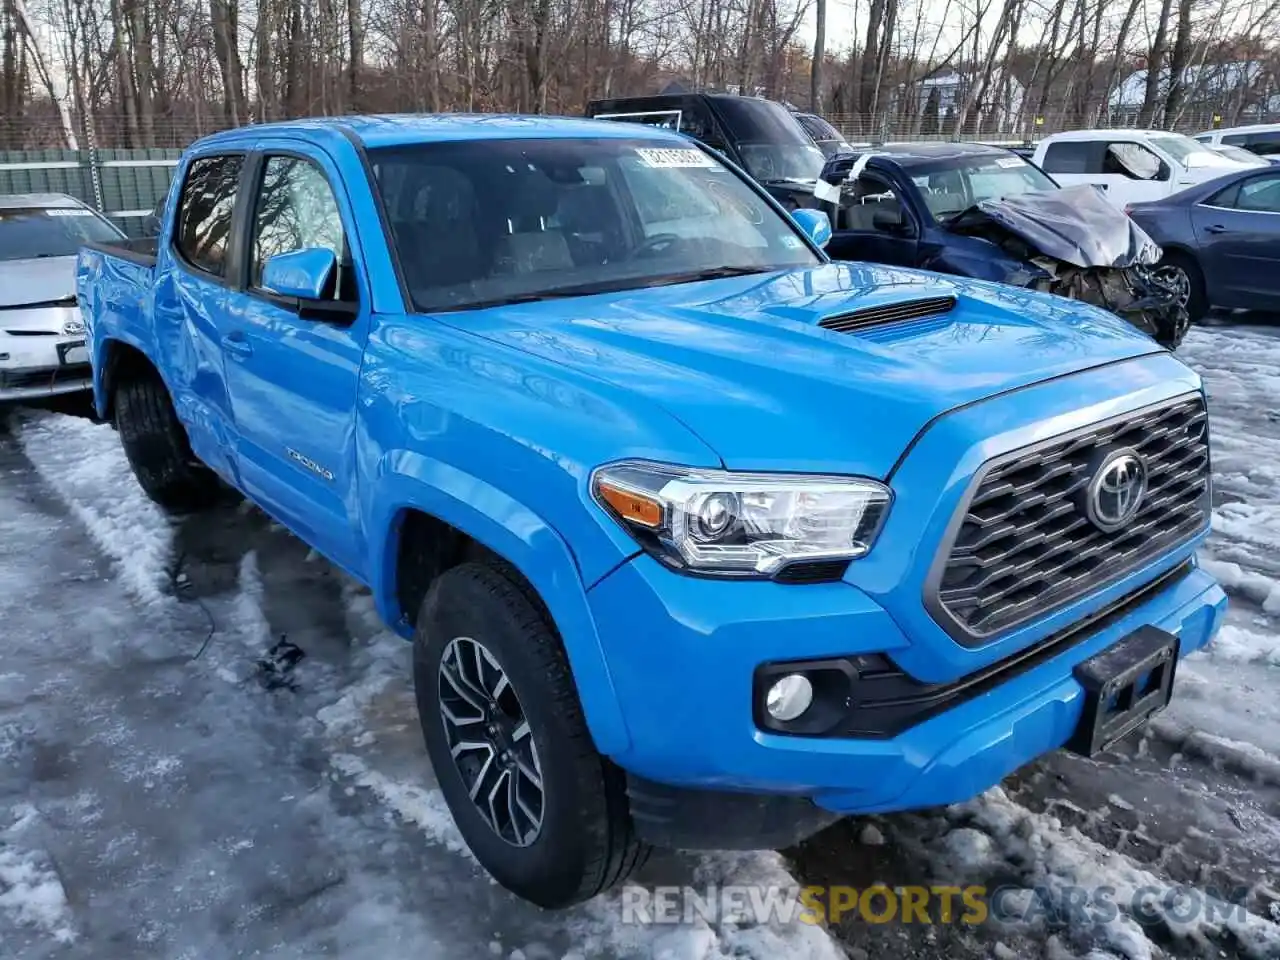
591, 460, 891, 581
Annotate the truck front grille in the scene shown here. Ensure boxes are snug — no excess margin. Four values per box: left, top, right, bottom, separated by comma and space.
929, 393, 1210, 643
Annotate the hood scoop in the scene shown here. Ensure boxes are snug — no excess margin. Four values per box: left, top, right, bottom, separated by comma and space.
818, 295, 956, 334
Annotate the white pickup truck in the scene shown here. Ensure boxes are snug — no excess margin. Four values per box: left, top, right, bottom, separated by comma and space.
1032, 129, 1258, 209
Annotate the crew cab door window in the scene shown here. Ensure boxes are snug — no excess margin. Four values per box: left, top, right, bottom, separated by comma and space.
1041, 141, 1100, 175
175, 154, 243, 277
842, 174, 914, 237
249, 155, 351, 300
1104, 142, 1166, 180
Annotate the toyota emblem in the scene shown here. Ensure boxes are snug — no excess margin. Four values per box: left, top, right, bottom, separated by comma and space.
62, 318, 85, 336
1086, 449, 1147, 532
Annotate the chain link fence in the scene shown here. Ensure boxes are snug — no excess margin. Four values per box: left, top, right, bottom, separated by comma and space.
3, 105, 1274, 154
820, 108, 1268, 145
1, 105, 1275, 234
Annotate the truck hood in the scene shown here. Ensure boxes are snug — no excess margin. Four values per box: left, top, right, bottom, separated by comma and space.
944, 185, 1164, 269
444, 262, 1166, 477
0, 256, 77, 308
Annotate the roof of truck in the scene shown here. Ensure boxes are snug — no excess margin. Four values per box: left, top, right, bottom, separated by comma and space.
0, 192, 86, 210
196, 114, 689, 150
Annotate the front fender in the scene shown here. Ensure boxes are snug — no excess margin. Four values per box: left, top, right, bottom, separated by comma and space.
925, 247, 1048, 287
367, 454, 633, 756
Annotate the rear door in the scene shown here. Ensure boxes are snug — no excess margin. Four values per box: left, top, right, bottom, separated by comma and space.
159, 151, 248, 482
1191, 171, 1280, 309
218, 140, 370, 572
1038, 139, 1100, 192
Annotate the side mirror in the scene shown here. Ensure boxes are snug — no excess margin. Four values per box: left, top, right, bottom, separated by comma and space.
1155, 161, 1172, 182
790, 208, 832, 248
262, 247, 337, 301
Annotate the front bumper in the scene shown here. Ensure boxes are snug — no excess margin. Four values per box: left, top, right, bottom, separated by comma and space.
588, 547, 1225, 827
0, 321, 91, 402
0, 364, 93, 401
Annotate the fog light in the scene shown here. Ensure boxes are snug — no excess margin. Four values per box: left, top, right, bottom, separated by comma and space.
765, 674, 813, 722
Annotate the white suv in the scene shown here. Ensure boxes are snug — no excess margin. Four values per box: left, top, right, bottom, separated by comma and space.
1194, 123, 1280, 160
1031, 129, 1258, 208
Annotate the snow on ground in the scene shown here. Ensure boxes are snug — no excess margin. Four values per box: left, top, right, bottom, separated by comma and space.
0, 806, 75, 946
2, 410, 847, 960
15, 412, 174, 606
6, 321, 1280, 960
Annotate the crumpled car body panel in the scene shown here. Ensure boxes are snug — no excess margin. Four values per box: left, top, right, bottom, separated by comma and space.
944, 185, 1164, 269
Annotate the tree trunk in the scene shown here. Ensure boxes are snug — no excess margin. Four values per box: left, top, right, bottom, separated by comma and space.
1138, 0, 1175, 126
209, 0, 245, 126
11, 0, 78, 147
1162, 0, 1195, 124
347, 0, 363, 108
810, 0, 825, 111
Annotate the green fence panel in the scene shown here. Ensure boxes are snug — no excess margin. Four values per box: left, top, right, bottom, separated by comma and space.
0, 148, 182, 237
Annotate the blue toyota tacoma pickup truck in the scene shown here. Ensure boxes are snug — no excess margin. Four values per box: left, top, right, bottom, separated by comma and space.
77, 115, 1226, 909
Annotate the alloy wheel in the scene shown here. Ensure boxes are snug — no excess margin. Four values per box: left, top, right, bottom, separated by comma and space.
1155, 264, 1192, 309
437, 636, 544, 846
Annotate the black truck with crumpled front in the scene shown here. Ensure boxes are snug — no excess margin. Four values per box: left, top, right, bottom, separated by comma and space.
812, 141, 1189, 348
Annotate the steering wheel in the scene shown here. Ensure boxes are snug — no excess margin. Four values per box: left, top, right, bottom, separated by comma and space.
631, 233, 682, 259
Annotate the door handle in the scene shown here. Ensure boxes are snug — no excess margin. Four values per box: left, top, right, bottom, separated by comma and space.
221, 332, 253, 358
1092, 183, 1108, 191
1203, 224, 1229, 234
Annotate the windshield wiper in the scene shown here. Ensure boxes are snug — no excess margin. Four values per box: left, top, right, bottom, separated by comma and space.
438, 268, 778, 311
640, 265, 778, 287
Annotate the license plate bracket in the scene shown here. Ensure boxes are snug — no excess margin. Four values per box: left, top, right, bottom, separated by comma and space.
58, 340, 88, 366
1067, 625, 1179, 757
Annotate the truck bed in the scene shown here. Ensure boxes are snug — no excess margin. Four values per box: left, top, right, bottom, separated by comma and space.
85, 236, 158, 268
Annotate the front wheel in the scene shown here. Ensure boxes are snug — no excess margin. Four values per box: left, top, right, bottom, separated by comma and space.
413, 561, 649, 908
1155, 252, 1208, 323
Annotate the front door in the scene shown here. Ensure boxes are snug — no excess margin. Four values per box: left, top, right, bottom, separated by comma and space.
1192, 171, 1280, 310
829, 172, 920, 266
219, 142, 370, 574
1093, 141, 1172, 208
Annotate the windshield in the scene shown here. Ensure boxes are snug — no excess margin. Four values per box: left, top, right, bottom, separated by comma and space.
1213, 144, 1267, 165
737, 142, 826, 181
796, 114, 853, 156
0, 206, 121, 261
369, 137, 821, 313
1147, 134, 1217, 162
908, 154, 1059, 221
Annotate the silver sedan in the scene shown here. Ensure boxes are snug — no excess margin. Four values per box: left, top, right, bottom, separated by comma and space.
0, 193, 125, 402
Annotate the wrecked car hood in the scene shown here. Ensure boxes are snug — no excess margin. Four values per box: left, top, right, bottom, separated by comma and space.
945, 184, 1163, 269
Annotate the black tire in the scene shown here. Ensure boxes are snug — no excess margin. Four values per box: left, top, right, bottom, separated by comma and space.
113, 369, 221, 510
414, 561, 649, 908
1159, 250, 1209, 323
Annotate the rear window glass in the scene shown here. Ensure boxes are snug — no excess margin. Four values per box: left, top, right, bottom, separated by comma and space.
175, 154, 244, 278
0, 206, 121, 262
1041, 141, 1098, 174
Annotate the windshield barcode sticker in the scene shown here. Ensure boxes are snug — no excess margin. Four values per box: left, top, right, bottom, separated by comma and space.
636, 148, 716, 168
994, 157, 1024, 168
44, 208, 95, 217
